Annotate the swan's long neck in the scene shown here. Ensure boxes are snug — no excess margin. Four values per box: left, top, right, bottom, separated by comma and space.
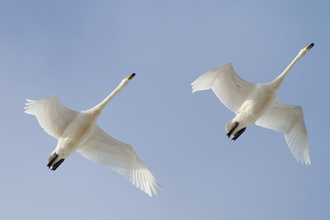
270, 50, 306, 90
91, 81, 128, 115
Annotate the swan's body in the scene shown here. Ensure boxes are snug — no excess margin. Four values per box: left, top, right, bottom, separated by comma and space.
191, 43, 314, 165
25, 73, 162, 196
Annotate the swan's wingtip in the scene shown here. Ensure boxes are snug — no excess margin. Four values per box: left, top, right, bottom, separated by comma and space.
298, 157, 311, 165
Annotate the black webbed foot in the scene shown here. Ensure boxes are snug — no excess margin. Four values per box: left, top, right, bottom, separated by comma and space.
51, 159, 65, 171
47, 153, 58, 168
227, 122, 239, 138
232, 127, 246, 140
47, 152, 65, 171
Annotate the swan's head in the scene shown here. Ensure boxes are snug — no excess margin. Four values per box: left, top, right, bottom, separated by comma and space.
298, 43, 314, 57
120, 73, 135, 87
127, 73, 136, 80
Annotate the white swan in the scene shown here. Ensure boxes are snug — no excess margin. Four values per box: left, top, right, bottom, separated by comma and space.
25, 73, 162, 196
191, 43, 314, 165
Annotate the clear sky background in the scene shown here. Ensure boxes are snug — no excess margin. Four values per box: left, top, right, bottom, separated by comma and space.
1, 1, 330, 219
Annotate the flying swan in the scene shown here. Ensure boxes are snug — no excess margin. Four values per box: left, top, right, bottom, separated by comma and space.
25, 73, 162, 196
191, 43, 314, 165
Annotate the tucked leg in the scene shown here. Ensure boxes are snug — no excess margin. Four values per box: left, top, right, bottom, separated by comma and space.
227, 122, 239, 138
51, 159, 65, 171
47, 152, 58, 168
232, 127, 246, 140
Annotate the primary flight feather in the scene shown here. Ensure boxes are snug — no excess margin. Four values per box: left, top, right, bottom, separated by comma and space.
25, 73, 162, 196
191, 43, 314, 165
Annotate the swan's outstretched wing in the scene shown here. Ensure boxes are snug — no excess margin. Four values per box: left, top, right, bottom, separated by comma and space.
77, 125, 162, 197
191, 63, 257, 113
255, 99, 310, 165
24, 95, 79, 139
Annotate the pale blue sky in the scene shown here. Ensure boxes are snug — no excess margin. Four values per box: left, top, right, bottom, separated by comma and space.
1, 1, 330, 219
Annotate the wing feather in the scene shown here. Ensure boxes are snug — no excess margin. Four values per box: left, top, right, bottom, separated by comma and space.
191, 63, 257, 113
255, 99, 310, 165
77, 125, 162, 197
24, 95, 79, 139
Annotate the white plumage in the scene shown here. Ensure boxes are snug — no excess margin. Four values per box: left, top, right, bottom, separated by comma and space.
191, 44, 314, 165
25, 74, 162, 196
